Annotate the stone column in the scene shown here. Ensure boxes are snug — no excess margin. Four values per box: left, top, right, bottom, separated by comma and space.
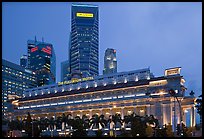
89, 110, 92, 118
100, 109, 103, 115
133, 106, 136, 114
191, 106, 196, 127
80, 111, 82, 119
121, 107, 124, 119
54, 112, 56, 120
110, 108, 112, 116
183, 109, 186, 126
146, 105, 150, 116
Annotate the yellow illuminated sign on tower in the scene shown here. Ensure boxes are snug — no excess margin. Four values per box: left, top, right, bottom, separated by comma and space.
76, 13, 93, 18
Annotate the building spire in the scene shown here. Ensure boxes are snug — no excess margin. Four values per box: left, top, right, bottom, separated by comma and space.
35, 36, 37, 42
42, 37, 44, 43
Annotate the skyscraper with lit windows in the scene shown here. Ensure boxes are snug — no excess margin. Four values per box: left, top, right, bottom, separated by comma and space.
103, 48, 117, 75
29, 38, 56, 86
69, 3, 99, 77
20, 54, 27, 68
2, 59, 37, 119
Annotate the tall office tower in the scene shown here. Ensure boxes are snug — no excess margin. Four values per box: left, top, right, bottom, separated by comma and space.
20, 54, 27, 68
103, 48, 117, 75
2, 59, 37, 119
70, 3, 99, 77
29, 38, 56, 86
27, 36, 39, 69
61, 60, 71, 81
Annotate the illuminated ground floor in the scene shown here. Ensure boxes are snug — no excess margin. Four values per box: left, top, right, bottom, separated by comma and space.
10, 95, 196, 131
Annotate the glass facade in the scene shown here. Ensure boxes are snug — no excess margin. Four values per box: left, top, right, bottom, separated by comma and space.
69, 4, 99, 77
2, 59, 37, 119
103, 48, 117, 75
61, 60, 71, 81
30, 40, 56, 86
27, 39, 37, 69
20, 55, 27, 68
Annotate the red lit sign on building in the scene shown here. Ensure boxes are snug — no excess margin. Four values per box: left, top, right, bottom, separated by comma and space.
42, 46, 51, 55
31, 47, 38, 52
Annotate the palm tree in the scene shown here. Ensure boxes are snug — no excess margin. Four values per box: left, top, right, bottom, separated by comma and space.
190, 90, 195, 96
89, 114, 107, 136
89, 114, 100, 130
56, 115, 62, 130
49, 117, 55, 137
195, 94, 202, 127
25, 112, 32, 137
61, 113, 67, 131
71, 116, 87, 137
111, 113, 122, 137
82, 114, 90, 130
130, 114, 147, 137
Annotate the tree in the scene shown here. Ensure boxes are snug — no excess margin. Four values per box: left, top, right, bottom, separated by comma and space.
61, 113, 67, 131
166, 123, 174, 137
71, 116, 87, 137
111, 113, 122, 136
189, 90, 195, 96
195, 94, 202, 126
130, 115, 147, 137
146, 125, 153, 137
25, 112, 32, 137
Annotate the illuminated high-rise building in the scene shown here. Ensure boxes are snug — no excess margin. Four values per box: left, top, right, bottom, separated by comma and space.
61, 60, 71, 81
29, 38, 56, 86
2, 59, 37, 119
69, 3, 99, 77
103, 48, 117, 75
20, 54, 27, 68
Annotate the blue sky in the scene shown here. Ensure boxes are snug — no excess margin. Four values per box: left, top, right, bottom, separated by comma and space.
2, 2, 202, 97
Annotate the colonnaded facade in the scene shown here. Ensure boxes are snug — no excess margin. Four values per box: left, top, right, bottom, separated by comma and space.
10, 67, 196, 131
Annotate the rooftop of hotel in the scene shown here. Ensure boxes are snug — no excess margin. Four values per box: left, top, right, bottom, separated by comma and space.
21, 67, 184, 101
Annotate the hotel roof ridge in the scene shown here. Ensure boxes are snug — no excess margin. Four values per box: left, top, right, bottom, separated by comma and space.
72, 3, 98, 8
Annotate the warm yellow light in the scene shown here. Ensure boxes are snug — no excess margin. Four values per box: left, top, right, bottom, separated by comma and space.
140, 109, 144, 112
106, 112, 110, 115
76, 13, 93, 18
113, 105, 116, 108
128, 110, 132, 113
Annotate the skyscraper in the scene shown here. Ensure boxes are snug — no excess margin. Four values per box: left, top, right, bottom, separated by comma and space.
69, 3, 99, 77
29, 38, 56, 86
61, 60, 71, 81
103, 48, 117, 75
2, 59, 37, 118
20, 54, 27, 68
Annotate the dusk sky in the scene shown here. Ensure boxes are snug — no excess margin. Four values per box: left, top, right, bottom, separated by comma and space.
2, 2, 202, 97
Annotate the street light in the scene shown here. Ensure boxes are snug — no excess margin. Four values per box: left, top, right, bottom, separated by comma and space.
169, 89, 183, 136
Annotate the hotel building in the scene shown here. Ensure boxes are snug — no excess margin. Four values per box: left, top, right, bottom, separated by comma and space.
11, 67, 196, 131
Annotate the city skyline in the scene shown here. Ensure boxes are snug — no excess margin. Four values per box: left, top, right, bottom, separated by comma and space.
2, 2, 202, 97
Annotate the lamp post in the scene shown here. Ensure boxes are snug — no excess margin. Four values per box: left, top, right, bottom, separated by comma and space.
169, 89, 183, 136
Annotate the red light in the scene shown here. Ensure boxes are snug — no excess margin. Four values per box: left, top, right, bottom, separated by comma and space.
42, 48, 51, 55
31, 47, 38, 52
